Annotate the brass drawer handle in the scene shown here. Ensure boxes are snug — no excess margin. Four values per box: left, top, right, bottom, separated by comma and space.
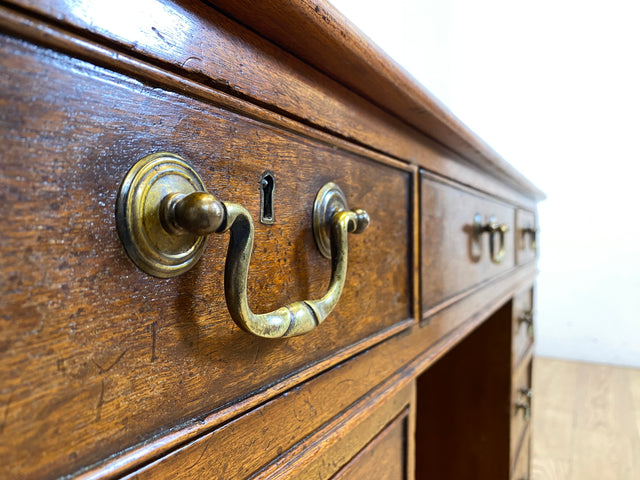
518, 310, 534, 337
116, 153, 369, 338
515, 400, 531, 420
515, 387, 532, 420
473, 214, 509, 263
522, 226, 538, 251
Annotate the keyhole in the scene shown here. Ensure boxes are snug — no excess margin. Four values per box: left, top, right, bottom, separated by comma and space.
260, 171, 275, 224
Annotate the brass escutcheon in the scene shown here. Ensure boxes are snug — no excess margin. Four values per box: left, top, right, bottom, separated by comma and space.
115, 152, 214, 278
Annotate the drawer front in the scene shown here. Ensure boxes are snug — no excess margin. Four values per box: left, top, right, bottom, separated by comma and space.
0, 35, 412, 480
421, 172, 515, 315
512, 432, 531, 479
254, 381, 413, 479
333, 410, 409, 480
513, 286, 535, 368
516, 209, 537, 265
511, 358, 533, 463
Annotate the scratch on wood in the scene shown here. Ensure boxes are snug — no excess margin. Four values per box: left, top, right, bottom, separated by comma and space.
187, 442, 210, 471
253, 343, 261, 365
150, 321, 158, 363
0, 396, 11, 434
92, 349, 128, 374
95, 380, 105, 422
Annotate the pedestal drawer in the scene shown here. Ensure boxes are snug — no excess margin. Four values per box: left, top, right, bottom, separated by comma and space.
513, 286, 535, 369
0, 34, 413, 480
512, 432, 531, 479
421, 171, 515, 316
511, 357, 533, 463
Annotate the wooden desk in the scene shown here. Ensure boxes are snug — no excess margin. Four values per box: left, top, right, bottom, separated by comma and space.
0, 1, 543, 478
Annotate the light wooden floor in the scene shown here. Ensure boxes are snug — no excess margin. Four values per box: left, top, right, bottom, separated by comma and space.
531, 357, 640, 480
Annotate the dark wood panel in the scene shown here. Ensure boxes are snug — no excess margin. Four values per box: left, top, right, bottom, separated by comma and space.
333, 411, 408, 480
415, 301, 512, 480
421, 171, 515, 316
0, 34, 412, 480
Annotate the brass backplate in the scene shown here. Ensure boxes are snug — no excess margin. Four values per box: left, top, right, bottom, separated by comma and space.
116, 152, 208, 277
313, 182, 348, 259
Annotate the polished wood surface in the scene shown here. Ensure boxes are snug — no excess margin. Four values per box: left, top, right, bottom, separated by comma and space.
0, 1, 543, 478
532, 358, 640, 480
0, 32, 412, 480
333, 409, 409, 480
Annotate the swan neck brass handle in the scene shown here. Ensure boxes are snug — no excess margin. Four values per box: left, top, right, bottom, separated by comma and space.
220, 192, 368, 338
522, 226, 538, 251
473, 214, 509, 264
115, 154, 369, 338
515, 400, 531, 420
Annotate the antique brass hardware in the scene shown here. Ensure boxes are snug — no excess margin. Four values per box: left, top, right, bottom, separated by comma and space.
522, 226, 538, 251
116, 153, 370, 338
515, 400, 531, 420
518, 310, 534, 337
259, 170, 275, 225
473, 214, 509, 264
519, 387, 533, 399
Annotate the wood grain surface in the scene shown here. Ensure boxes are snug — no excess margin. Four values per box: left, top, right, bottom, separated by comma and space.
253, 383, 412, 479
0, 0, 541, 209
333, 409, 409, 480
90, 261, 536, 479
0, 32, 412, 480
532, 358, 640, 480
199, 0, 546, 201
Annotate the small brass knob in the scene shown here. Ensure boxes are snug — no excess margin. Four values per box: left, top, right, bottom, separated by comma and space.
161, 192, 225, 236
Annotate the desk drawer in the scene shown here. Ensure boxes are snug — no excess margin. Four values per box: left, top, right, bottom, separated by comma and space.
0, 35, 412, 480
333, 410, 409, 480
420, 172, 515, 315
513, 286, 535, 368
510, 358, 533, 463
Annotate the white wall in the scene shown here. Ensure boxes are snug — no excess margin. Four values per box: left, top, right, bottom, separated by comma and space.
330, 0, 640, 367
